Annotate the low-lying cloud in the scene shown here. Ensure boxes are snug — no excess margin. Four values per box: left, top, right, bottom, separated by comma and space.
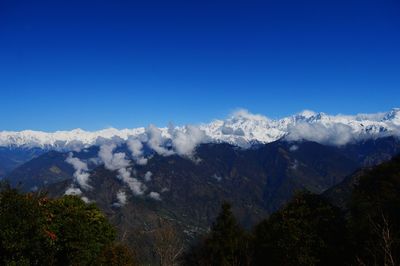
98, 144, 146, 196
113, 190, 127, 207
98, 144, 130, 170
144, 171, 152, 182
65, 186, 82, 196
148, 191, 161, 201
170, 125, 208, 157
127, 138, 148, 165
285, 122, 355, 146
125, 124, 207, 161
145, 125, 174, 156
64, 185, 90, 203
65, 153, 91, 190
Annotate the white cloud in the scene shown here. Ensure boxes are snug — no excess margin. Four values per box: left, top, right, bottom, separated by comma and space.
113, 190, 127, 207
65, 153, 92, 190
81, 196, 90, 203
146, 125, 174, 156
117, 167, 146, 196
144, 171, 152, 182
136, 157, 148, 165
98, 144, 130, 171
98, 144, 147, 196
127, 138, 148, 165
231, 108, 270, 121
289, 145, 298, 151
171, 125, 208, 157
290, 159, 299, 170
89, 157, 101, 165
64, 185, 91, 203
65, 186, 82, 196
212, 174, 222, 181
354, 112, 387, 121
148, 191, 161, 201
286, 122, 355, 146
127, 138, 143, 157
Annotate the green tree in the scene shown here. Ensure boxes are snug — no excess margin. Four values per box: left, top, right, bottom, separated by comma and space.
0, 183, 117, 266
0, 183, 54, 266
184, 202, 251, 266
47, 195, 116, 266
253, 192, 349, 266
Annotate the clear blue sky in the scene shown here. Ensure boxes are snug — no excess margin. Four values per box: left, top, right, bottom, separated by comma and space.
1, 0, 399, 131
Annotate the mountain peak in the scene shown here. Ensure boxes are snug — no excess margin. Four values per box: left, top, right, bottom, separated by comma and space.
296, 110, 317, 119
0, 108, 399, 149
382, 108, 400, 124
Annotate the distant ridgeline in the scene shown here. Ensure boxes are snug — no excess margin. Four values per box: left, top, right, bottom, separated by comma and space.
0, 108, 399, 180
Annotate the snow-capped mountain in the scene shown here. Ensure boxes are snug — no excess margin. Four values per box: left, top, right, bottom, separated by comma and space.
201, 108, 400, 146
0, 128, 145, 149
0, 108, 399, 149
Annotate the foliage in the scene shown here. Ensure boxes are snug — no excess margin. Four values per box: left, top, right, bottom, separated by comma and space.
47, 195, 116, 265
0, 182, 54, 265
0, 182, 115, 266
184, 202, 252, 266
253, 192, 349, 266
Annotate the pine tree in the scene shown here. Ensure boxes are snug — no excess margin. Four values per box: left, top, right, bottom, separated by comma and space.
184, 202, 251, 266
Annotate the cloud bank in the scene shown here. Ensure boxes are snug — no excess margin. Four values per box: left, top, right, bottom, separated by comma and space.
65, 153, 91, 190
285, 122, 355, 146
98, 144, 147, 196
170, 125, 208, 157
145, 125, 174, 156
127, 138, 148, 165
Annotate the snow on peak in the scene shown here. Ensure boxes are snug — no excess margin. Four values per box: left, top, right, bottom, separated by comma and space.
0, 128, 145, 149
296, 110, 317, 119
382, 108, 400, 125
0, 108, 399, 149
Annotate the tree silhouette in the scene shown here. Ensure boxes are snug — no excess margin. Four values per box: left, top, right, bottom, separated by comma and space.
184, 202, 251, 266
253, 192, 349, 266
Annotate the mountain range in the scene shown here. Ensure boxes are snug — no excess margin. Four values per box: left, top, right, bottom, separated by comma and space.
1, 108, 400, 263
0, 108, 399, 149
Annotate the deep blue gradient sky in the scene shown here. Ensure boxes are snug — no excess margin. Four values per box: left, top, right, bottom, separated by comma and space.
1, 0, 399, 131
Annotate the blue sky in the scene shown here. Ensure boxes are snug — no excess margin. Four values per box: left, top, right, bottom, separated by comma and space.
0, 0, 399, 131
